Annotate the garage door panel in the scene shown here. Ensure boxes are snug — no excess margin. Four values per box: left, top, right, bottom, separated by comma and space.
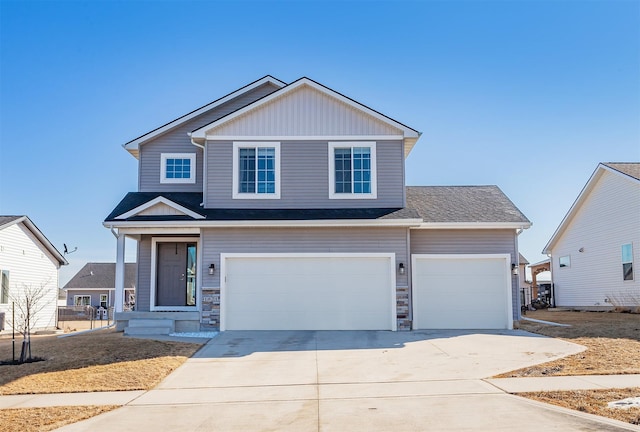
223, 255, 394, 331
412, 254, 512, 330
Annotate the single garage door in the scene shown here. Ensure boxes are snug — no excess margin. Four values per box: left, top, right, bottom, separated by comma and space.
221, 253, 396, 331
412, 254, 512, 330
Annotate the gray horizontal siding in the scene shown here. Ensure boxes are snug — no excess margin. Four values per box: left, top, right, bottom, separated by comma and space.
201, 227, 409, 288
410, 229, 520, 321
205, 140, 404, 208
138, 83, 279, 192
66, 289, 113, 307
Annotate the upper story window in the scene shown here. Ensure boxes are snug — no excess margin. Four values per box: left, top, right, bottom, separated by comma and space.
559, 255, 570, 268
232, 142, 281, 199
622, 243, 634, 281
328, 142, 377, 199
1, 270, 9, 304
161, 153, 196, 184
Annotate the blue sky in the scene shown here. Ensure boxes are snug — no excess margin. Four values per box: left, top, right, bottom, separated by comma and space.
1, 0, 638, 285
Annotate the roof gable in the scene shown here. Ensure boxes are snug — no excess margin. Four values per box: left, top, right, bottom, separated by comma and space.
0, 215, 67, 266
114, 196, 205, 220
190, 78, 421, 157
123, 76, 286, 157
64, 263, 136, 289
543, 162, 640, 253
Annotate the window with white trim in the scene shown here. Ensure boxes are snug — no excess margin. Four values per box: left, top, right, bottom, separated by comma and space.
100, 294, 108, 309
1, 270, 9, 304
232, 142, 280, 199
160, 153, 196, 184
74, 295, 91, 306
559, 255, 570, 268
622, 243, 634, 281
328, 142, 377, 199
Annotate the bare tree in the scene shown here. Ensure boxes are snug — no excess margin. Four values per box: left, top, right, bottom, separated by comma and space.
6, 278, 54, 362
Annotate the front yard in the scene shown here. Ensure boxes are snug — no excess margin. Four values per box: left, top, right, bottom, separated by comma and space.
0, 330, 203, 431
509, 310, 640, 425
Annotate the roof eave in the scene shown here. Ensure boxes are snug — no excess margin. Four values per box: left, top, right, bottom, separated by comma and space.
415, 222, 532, 230
104, 218, 424, 229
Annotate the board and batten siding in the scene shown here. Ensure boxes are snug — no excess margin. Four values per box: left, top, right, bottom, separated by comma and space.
0, 223, 60, 330
201, 227, 409, 288
210, 85, 402, 136
410, 229, 520, 320
138, 83, 280, 192
206, 140, 405, 208
550, 170, 640, 307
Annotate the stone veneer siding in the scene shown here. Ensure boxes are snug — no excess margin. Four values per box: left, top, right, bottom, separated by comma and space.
200, 286, 410, 331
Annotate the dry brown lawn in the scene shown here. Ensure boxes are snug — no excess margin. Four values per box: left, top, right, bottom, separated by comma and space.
0, 405, 119, 432
504, 310, 640, 426
503, 310, 640, 377
520, 387, 640, 426
0, 329, 204, 432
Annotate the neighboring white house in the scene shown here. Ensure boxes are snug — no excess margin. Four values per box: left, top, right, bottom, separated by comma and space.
0, 216, 67, 332
543, 163, 640, 309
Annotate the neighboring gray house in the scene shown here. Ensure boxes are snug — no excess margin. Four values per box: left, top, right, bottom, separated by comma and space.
104, 76, 531, 335
64, 263, 136, 310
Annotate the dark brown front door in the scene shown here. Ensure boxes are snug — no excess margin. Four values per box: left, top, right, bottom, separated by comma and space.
156, 242, 197, 306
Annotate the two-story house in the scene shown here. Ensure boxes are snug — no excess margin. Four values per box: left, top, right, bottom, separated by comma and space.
104, 76, 531, 335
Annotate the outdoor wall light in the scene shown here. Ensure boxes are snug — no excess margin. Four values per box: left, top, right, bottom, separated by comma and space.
209, 264, 215, 275
579, 247, 585, 253
511, 263, 519, 275
398, 262, 405, 275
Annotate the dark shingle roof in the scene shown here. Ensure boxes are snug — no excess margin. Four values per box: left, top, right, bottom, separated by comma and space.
0, 215, 24, 228
105, 187, 528, 225
603, 163, 640, 181
105, 192, 420, 221
64, 263, 137, 289
406, 186, 530, 224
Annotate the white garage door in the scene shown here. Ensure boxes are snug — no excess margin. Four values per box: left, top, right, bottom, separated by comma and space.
412, 254, 512, 330
221, 253, 396, 331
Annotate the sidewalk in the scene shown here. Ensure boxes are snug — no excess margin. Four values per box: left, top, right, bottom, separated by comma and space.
1, 374, 639, 409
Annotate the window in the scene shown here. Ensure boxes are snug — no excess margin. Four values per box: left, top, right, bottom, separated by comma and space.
328, 142, 377, 199
559, 255, 570, 268
232, 142, 280, 199
1, 270, 9, 304
100, 294, 108, 309
74, 295, 91, 306
161, 153, 196, 184
622, 243, 634, 281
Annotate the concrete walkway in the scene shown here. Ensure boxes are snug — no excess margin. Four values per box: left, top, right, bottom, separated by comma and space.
1, 330, 638, 431
1, 375, 640, 409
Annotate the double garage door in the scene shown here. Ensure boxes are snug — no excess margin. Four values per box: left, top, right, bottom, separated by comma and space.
221, 253, 396, 331
220, 253, 512, 331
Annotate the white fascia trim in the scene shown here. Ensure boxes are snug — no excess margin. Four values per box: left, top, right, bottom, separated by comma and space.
125, 76, 286, 155
220, 252, 397, 332
16, 216, 68, 266
543, 164, 613, 254
66, 288, 117, 291
114, 196, 205, 220
206, 135, 405, 141
413, 222, 532, 230
150, 236, 201, 312
411, 253, 513, 330
105, 218, 424, 231
232, 142, 281, 199
328, 142, 377, 200
190, 78, 420, 140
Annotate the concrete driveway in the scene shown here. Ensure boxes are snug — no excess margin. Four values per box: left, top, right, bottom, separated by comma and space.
58, 330, 637, 431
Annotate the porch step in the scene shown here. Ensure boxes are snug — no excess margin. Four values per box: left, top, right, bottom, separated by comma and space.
127, 319, 174, 329
124, 326, 173, 336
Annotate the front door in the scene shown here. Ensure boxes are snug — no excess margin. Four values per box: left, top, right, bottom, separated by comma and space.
156, 242, 197, 307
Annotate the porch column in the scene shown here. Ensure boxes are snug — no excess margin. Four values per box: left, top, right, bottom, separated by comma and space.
114, 233, 126, 313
